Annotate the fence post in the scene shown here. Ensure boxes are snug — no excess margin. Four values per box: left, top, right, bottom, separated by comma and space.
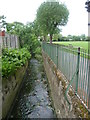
88, 49, 90, 116
15, 35, 16, 48
10, 35, 12, 48
76, 47, 80, 93
50, 44, 51, 58
56, 44, 58, 69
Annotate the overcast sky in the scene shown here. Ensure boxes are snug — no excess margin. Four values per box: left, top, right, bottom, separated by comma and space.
0, 0, 88, 36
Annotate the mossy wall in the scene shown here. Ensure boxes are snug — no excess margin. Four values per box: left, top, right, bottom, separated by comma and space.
2, 61, 28, 119
42, 50, 89, 118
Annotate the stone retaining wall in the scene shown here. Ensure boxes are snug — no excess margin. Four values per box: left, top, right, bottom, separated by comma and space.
42, 50, 88, 118
2, 61, 28, 119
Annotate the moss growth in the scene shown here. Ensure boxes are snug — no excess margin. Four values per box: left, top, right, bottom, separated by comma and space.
77, 102, 88, 118
2, 61, 28, 118
43, 50, 89, 119
71, 94, 88, 118
68, 89, 75, 97
35, 54, 42, 62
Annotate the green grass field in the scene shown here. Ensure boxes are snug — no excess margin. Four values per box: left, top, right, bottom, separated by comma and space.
53, 41, 88, 53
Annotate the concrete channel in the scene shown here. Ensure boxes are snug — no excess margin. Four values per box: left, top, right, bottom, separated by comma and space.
7, 58, 56, 119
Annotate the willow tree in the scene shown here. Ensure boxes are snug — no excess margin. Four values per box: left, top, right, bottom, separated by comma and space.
36, 0, 69, 43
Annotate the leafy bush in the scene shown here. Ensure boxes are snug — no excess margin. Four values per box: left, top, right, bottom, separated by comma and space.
34, 47, 42, 61
23, 35, 41, 56
34, 47, 41, 55
2, 48, 31, 78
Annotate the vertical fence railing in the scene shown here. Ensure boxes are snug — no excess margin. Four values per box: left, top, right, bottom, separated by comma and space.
0, 31, 19, 49
76, 47, 80, 93
42, 42, 90, 111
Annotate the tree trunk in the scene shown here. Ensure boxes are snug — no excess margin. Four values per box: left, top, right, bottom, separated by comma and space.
43, 36, 46, 41
50, 34, 52, 44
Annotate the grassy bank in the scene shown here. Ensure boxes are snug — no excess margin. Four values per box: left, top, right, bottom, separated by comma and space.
53, 41, 88, 53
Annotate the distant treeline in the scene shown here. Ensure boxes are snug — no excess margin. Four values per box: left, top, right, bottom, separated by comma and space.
53, 34, 89, 41
40, 34, 89, 41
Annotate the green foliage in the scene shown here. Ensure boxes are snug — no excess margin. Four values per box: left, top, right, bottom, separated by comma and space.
36, 1, 69, 42
0, 15, 7, 29
35, 54, 42, 62
80, 34, 87, 41
34, 47, 42, 55
54, 34, 88, 41
52, 33, 62, 41
22, 35, 41, 55
67, 35, 87, 41
19, 22, 41, 55
33, 20, 43, 37
72, 35, 81, 41
2, 48, 31, 78
34, 47, 42, 61
6, 21, 41, 56
6, 22, 24, 35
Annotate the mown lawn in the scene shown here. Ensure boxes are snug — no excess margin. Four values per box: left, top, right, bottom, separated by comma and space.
53, 41, 88, 52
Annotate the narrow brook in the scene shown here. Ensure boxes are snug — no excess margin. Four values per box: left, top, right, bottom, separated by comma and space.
8, 58, 56, 119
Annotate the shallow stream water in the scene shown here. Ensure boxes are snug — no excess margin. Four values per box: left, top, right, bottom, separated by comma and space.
8, 58, 56, 119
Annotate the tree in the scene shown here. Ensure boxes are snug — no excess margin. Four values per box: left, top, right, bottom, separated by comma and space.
53, 33, 62, 41
72, 35, 81, 41
32, 20, 42, 38
34, 19, 48, 41
67, 35, 73, 41
6, 21, 24, 35
80, 34, 86, 41
36, 0, 69, 43
6, 22, 25, 47
16, 22, 41, 55
0, 15, 7, 30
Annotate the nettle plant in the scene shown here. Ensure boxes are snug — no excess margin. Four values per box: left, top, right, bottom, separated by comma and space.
2, 48, 31, 78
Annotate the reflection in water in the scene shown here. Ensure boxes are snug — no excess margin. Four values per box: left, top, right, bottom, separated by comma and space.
8, 59, 56, 118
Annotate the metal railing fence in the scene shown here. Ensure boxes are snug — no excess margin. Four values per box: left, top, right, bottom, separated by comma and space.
42, 42, 90, 111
